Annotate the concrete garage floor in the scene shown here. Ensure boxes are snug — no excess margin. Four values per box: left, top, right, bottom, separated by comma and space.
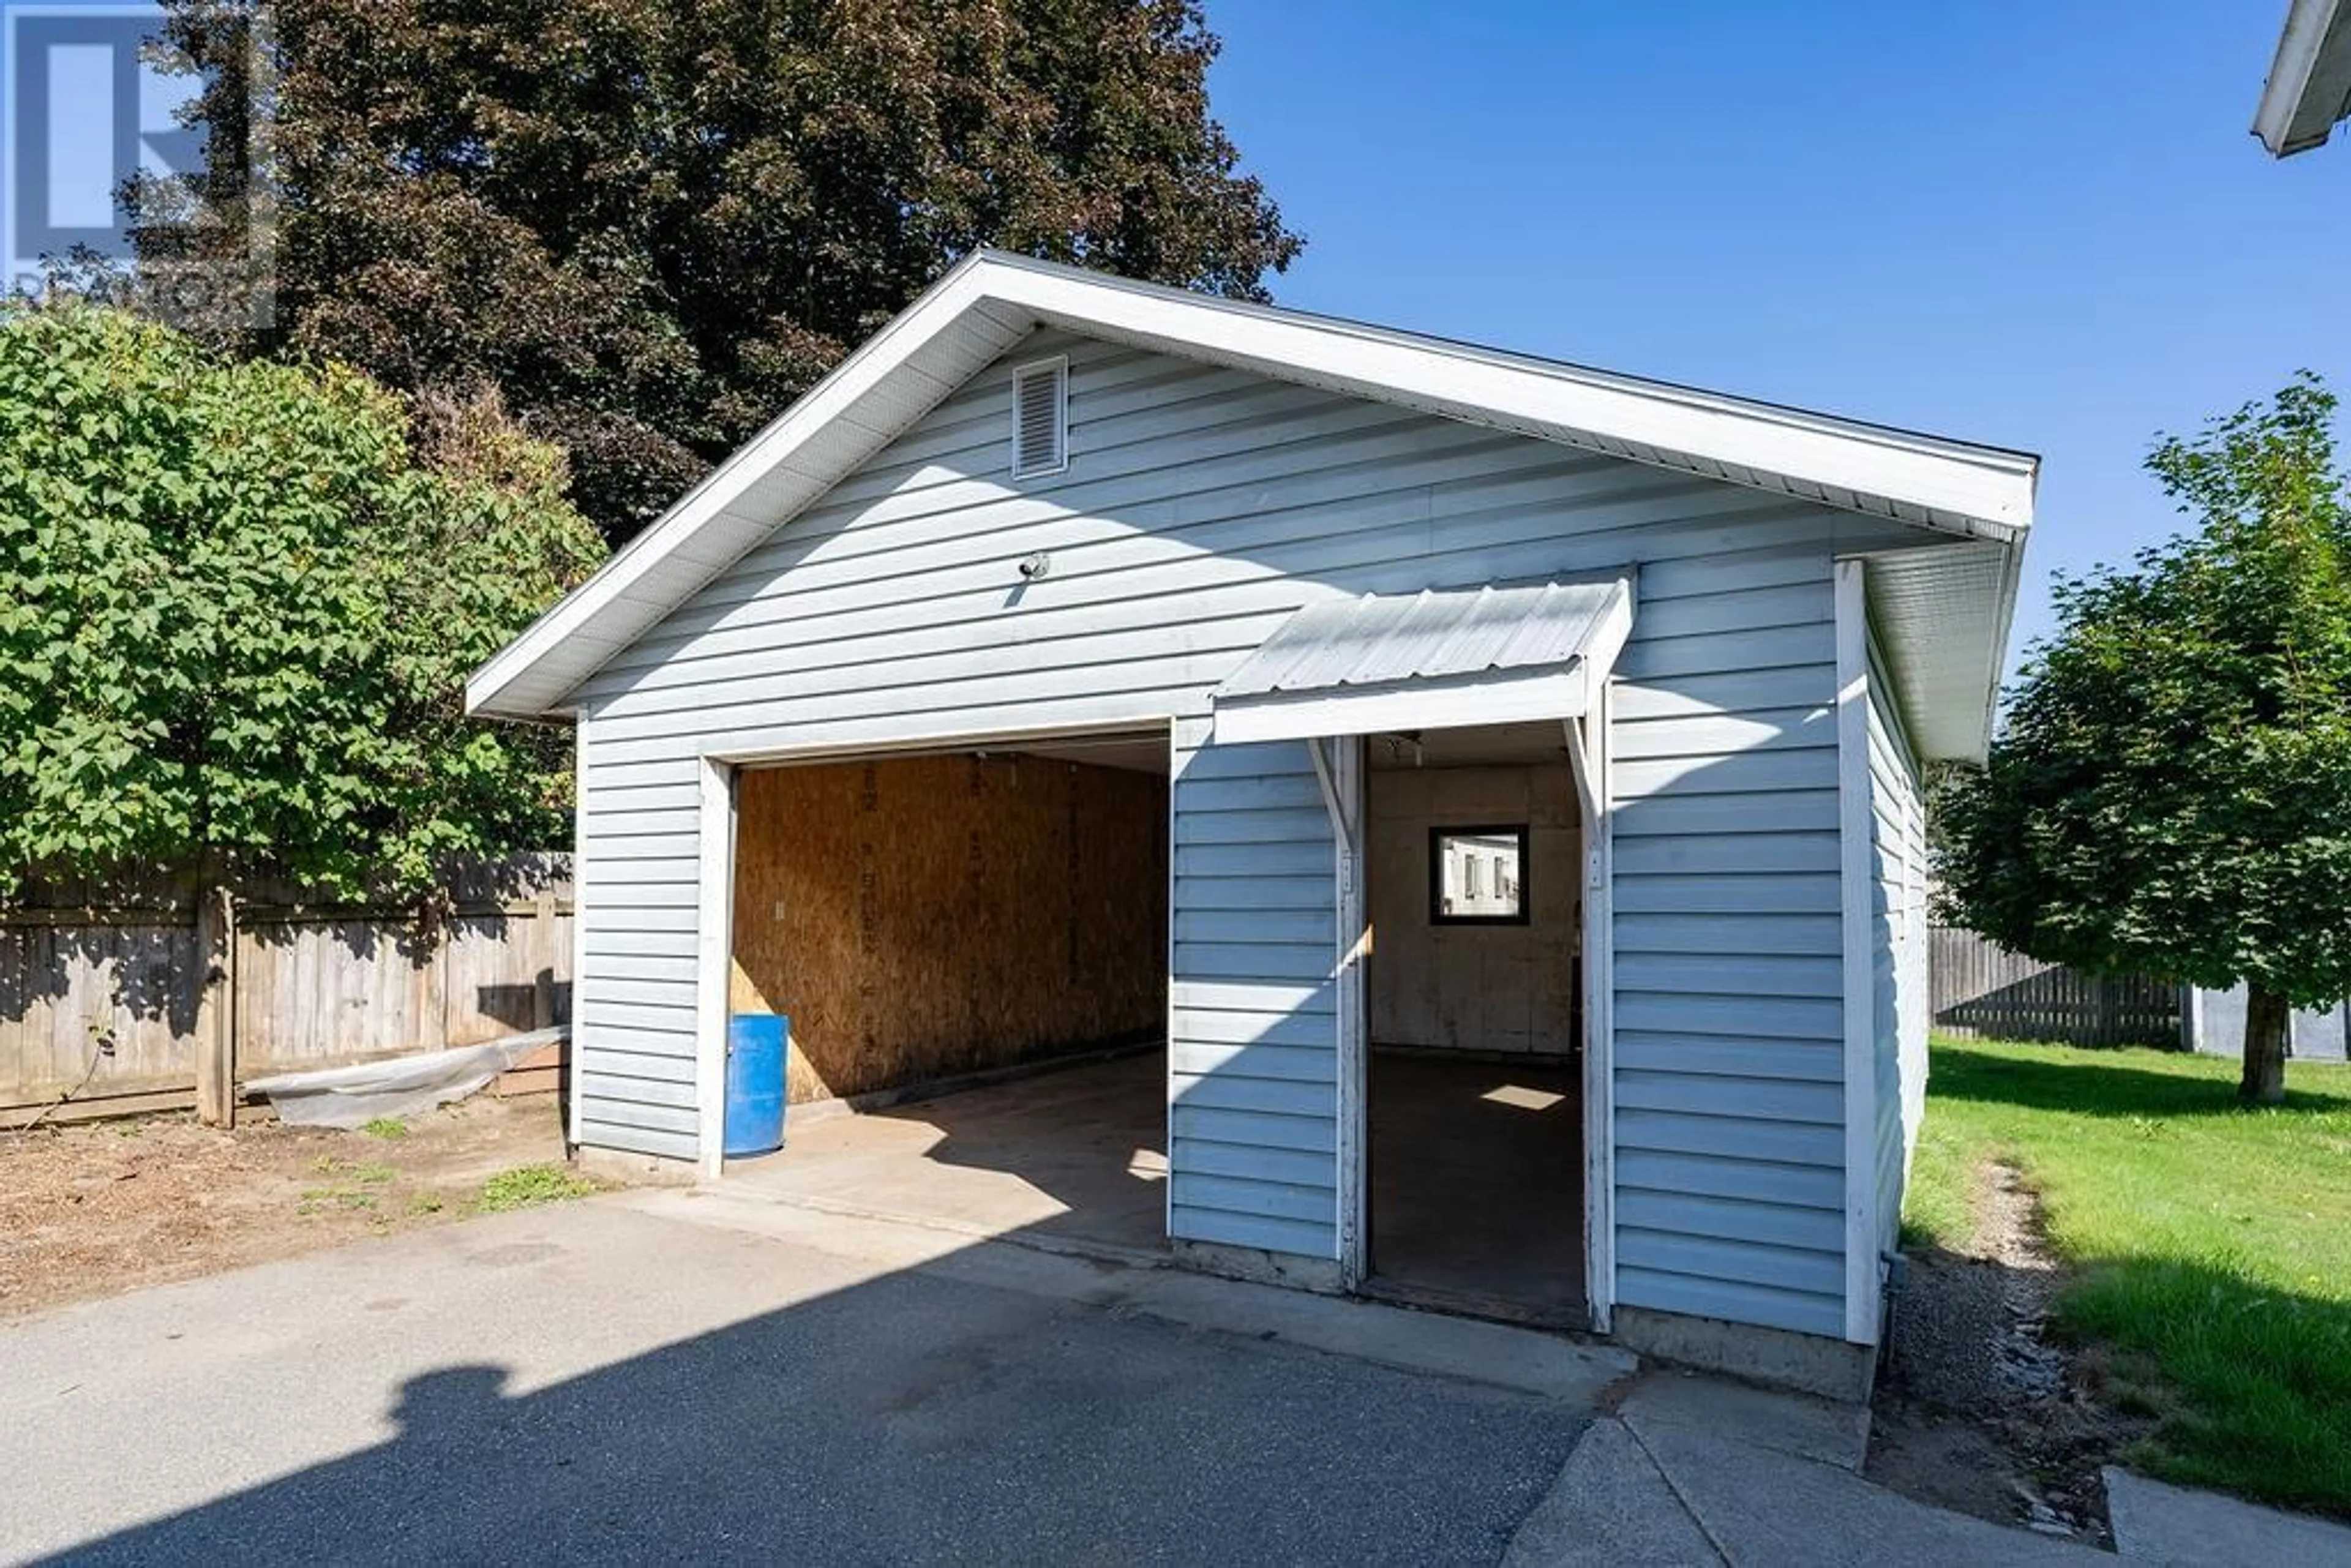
725, 1046, 1170, 1258
727, 1046, 1585, 1328
1367, 1051, 1585, 1325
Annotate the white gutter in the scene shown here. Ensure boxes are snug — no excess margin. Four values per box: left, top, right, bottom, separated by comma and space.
2255, 0, 2351, 155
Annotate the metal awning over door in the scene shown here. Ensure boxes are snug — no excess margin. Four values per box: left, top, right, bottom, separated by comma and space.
1209, 575, 1634, 745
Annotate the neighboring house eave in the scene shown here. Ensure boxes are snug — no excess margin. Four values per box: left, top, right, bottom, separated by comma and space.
2256, 0, 2351, 154
467, 251, 2039, 726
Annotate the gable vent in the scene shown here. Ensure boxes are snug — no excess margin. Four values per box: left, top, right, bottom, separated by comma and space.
1011, 357, 1068, 479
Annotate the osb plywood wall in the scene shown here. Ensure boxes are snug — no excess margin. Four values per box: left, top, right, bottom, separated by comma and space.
1367, 762, 1578, 1056
730, 754, 1168, 1103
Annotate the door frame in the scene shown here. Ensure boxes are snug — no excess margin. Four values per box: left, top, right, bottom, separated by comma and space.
1571, 680, 1617, 1333
692, 754, 738, 1181
1309, 736, 1369, 1286
691, 718, 1176, 1184
1321, 694, 1616, 1331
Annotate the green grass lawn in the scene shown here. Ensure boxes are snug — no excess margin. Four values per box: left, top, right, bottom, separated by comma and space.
1904, 1036, 2351, 1516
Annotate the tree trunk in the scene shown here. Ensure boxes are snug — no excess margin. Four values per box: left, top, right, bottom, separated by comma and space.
2240, 985, 2289, 1106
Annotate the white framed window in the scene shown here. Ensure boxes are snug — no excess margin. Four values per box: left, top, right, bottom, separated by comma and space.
1432, 825, 1528, 924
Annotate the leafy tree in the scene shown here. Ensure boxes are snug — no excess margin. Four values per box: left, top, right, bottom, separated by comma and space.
137, 0, 1302, 540
0, 301, 606, 900
1937, 374, 2351, 1105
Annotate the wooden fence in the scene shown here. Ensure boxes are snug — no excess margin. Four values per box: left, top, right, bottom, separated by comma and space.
2, 857, 572, 1127
1929, 926, 2185, 1048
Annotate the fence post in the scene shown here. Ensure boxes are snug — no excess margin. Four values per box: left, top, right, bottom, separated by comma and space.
193, 887, 238, 1127
532, 882, 558, 1030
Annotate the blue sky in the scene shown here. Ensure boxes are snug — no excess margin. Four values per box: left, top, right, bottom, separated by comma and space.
1208, 2, 2351, 672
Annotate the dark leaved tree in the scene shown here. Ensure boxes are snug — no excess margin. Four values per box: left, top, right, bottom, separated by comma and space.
138, 0, 1302, 540
1938, 374, 2351, 1104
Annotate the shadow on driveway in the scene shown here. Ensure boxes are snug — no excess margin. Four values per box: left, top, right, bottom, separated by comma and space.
21, 1197, 1591, 1566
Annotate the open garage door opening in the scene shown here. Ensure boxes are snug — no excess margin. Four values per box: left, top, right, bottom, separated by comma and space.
1361, 721, 1588, 1326
723, 728, 1172, 1258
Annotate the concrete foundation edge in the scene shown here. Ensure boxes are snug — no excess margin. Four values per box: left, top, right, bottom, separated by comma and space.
1171, 1239, 1344, 1294
1611, 1304, 1877, 1401
574, 1145, 700, 1187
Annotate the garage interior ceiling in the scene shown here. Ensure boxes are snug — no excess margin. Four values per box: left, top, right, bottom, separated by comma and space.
1367, 721, 1572, 771
1006, 734, 1171, 775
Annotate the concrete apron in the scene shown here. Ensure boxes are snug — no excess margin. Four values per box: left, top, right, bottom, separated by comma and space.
652, 1185, 2129, 1566
1508, 1370, 2110, 1568
2102, 1466, 2351, 1565
631, 1182, 1635, 1408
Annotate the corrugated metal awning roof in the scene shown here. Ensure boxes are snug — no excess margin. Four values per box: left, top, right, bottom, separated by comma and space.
1212, 576, 1634, 744
1219, 579, 1629, 699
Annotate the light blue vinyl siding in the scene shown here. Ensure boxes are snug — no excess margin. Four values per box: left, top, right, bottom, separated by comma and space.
567, 327, 1948, 1330
1170, 712, 1340, 1255
1609, 565, 1852, 1338
1865, 630, 1930, 1258
571, 716, 702, 1161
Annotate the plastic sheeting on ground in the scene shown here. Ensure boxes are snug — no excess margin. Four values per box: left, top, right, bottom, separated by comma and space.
244, 1026, 566, 1129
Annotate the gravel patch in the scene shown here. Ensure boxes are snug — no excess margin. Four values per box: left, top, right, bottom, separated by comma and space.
1867, 1159, 2142, 1547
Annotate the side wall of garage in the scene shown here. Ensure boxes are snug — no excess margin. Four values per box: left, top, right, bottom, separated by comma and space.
564, 328, 1956, 1340
1864, 623, 1930, 1264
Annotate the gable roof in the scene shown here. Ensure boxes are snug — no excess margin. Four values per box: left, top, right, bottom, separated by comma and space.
468, 251, 2038, 757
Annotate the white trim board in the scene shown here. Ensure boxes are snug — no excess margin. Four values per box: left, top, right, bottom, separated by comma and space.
711, 716, 1174, 771
1325, 737, 1368, 1285
1162, 724, 1181, 1248
1215, 668, 1593, 746
1834, 559, 1881, 1345
467, 252, 2036, 727
567, 722, 593, 1150
694, 757, 737, 1182
1577, 678, 1617, 1334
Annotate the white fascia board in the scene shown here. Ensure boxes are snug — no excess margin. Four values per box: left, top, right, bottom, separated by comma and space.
2255, 0, 2351, 155
464, 253, 1005, 721
1586, 577, 1635, 707
984, 260, 2038, 539
1212, 666, 1590, 746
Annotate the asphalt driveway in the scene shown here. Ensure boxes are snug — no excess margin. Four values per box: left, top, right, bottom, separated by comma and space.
1, 1185, 1618, 1566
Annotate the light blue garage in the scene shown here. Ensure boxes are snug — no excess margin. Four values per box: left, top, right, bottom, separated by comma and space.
470, 253, 2033, 1394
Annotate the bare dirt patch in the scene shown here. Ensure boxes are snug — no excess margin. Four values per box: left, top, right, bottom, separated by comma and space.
0, 1095, 577, 1319
1867, 1158, 2147, 1547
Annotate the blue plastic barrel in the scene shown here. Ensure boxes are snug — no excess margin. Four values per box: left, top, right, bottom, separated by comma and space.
724, 1013, 789, 1157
